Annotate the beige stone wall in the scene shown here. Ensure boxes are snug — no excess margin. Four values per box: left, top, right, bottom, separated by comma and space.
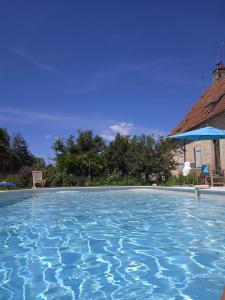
172, 111, 225, 175
219, 139, 225, 170
186, 140, 215, 166
172, 140, 215, 176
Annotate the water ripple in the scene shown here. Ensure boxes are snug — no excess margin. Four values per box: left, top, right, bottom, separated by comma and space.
0, 188, 225, 299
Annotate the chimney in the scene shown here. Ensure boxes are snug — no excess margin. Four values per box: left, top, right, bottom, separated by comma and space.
212, 61, 225, 82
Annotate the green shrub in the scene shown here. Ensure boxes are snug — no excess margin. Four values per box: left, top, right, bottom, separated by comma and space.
17, 166, 33, 187
166, 173, 197, 186
43, 165, 63, 187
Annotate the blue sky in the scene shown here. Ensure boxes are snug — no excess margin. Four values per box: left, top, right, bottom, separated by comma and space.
0, 0, 225, 161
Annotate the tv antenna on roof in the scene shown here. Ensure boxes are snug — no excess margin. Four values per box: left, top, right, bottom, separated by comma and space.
215, 41, 225, 63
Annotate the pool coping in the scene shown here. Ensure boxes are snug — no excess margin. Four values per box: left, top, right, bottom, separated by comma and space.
149, 186, 225, 196
0, 185, 225, 196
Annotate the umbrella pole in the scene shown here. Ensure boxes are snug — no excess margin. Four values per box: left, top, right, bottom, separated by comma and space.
183, 140, 186, 162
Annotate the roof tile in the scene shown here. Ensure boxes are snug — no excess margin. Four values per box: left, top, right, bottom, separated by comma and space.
171, 77, 225, 134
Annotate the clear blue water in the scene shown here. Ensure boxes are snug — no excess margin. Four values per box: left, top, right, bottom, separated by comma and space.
0, 188, 225, 300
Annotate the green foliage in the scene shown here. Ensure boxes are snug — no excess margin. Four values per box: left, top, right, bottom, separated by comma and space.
33, 157, 46, 169
0, 127, 177, 187
100, 172, 144, 186
43, 164, 86, 187
17, 166, 33, 187
43, 165, 63, 187
0, 128, 10, 154
11, 132, 35, 170
106, 134, 130, 175
0, 128, 46, 182
105, 134, 176, 183
52, 137, 66, 157
166, 173, 197, 186
51, 130, 176, 186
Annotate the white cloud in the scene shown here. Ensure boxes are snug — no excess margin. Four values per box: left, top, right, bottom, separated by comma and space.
100, 122, 133, 142
110, 122, 133, 135
100, 132, 115, 142
100, 122, 167, 142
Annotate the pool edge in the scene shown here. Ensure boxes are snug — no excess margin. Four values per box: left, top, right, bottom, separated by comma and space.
0, 185, 225, 196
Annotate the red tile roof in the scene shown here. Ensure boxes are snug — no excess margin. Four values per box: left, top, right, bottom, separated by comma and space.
171, 77, 225, 134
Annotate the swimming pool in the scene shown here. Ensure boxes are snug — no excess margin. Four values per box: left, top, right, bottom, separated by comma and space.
0, 188, 225, 299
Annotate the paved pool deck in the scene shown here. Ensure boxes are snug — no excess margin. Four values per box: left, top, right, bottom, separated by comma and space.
149, 185, 225, 196
0, 185, 225, 197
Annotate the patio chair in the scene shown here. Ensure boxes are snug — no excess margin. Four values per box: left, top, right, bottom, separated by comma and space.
197, 165, 210, 185
32, 171, 45, 189
210, 170, 225, 187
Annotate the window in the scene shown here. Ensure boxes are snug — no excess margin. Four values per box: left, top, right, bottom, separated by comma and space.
176, 154, 184, 171
194, 146, 202, 168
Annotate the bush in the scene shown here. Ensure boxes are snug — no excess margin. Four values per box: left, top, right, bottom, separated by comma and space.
166, 173, 197, 186
43, 165, 88, 187
86, 172, 145, 186
43, 165, 63, 187
63, 174, 86, 187
17, 166, 33, 187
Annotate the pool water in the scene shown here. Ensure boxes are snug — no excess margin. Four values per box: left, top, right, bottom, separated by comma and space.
0, 188, 225, 299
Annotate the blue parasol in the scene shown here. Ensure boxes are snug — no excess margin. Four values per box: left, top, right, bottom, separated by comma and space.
167, 126, 225, 141
167, 126, 225, 162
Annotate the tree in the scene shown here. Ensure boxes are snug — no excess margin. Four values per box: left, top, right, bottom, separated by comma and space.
66, 135, 78, 154
127, 134, 154, 179
77, 130, 95, 152
53, 130, 106, 179
0, 128, 10, 154
76, 130, 105, 154
93, 135, 106, 154
152, 139, 177, 181
51, 129, 176, 186
52, 137, 66, 157
78, 152, 105, 178
33, 157, 46, 169
105, 134, 130, 175
11, 133, 34, 170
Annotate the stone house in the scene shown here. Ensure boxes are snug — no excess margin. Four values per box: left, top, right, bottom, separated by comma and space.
171, 62, 225, 175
